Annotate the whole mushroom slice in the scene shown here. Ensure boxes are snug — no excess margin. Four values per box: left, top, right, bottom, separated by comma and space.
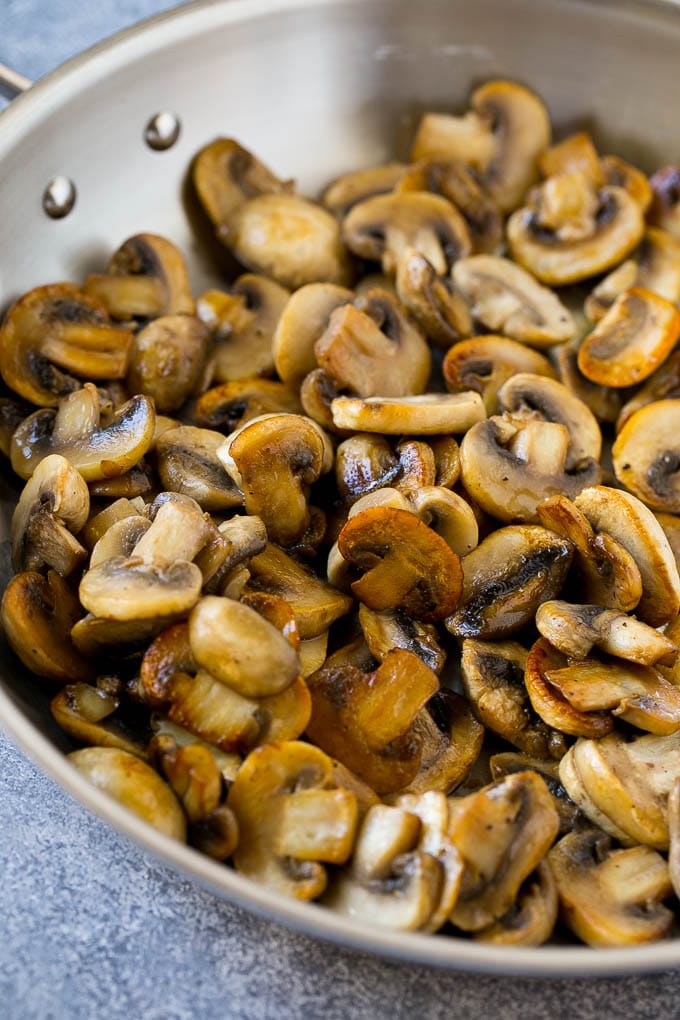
194, 378, 302, 433
536, 600, 677, 666
51, 683, 149, 758
1, 570, 92, 683
69, 746, 187, 841
11, 454, 89, 576
70, 614, 181, 658
601, 155, 653, 212
578, 288, 680, 388
84, 233, 194, 319
395, 249, 473, 349
358, 604, 446, 674
334, 433, 399, 503
617, 351, 680, 432
613, 400, 680, 512
525, 639, 614, 739
331, 392, 485, 435
156, 426, 243, 512
411, 80, 551, 213
89, 515, 151, 568
323, 804, 444, 930
474, 861, 558, 947
342, 191, 471, 276
0, 283, 133, 407
553, 336, 625, 425
409, 486, 479, 557
443, 335, 556, 416
497, 373, 601, 471
217, 413, 331, 546
299, 368, 344, 432
11, 385, 156, 481
228, 741, 358, 900
489, 751, 580, 835
585, 228, 680, 322
88, 462, 154, 501
399, 690, 484, 797
127, 315, 208, 412
448, 771, 559, 932
337, 506, 463, 621
460, 415, 600, 524
548, 830, 673, 947
446, 525, 573, 640
196, 275, 290, 382
557, 744, 632, 844
452, 256, 576, 348
315, 289, 431, 398
649, 165, 680, 241
322, 163, 407, 217
272, 282, 354, 385
574, 485, 680, 626
460, 639, 568, 760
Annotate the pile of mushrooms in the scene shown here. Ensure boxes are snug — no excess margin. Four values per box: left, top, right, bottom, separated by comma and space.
6, 78, 680, 950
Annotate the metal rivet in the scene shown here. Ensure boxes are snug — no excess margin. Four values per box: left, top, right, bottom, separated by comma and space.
144, 111, 181, 151
42, 176, 76, 219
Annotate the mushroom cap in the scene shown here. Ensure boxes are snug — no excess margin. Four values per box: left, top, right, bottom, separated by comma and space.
79, 557, 204, 621
192, 137, 293, 230
272, 282, 354, 385
443, 334, 557, 415
322, 162, 407, 217
474, 860, 558, 947
127, 315, 208, 412
105, 233, 194, 317
330, 392, 486, 435
195, 378, 302, 433
613, 399, 680, 512
156, 425, 243, 512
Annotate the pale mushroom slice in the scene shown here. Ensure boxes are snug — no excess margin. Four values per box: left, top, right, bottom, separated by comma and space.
156, 426, 243, 512
228, 741, 358, 900
474, 861, 558, 947
649, 165, 680, 241
11, 454, 89, 577
395, 249, 473, 349
536, 600, 677, 666
460, 415, 600, 524
331, 393, 485, 435
558, 743, 633, 844
322, 163, 407, 216
323, 804, 444, 930
578, 288, 680, 388
553, 336, 625, 425
489, 751, 580, 835
460, 639, 568, 760
574, 485, 680, 626
411, 80, 551, 213
525, 638, 614, 739
194, 378, 303, 433
448, 771, 559, 932
548, 830, 673, 947
84, 233, 194, 318
443, 335, 556, 416
585, 228, 680, 322
668, 778, 680, 901
496, 373, 601, 471
0, 283, 133, 407
358, 604, 446, 675
613, 400, 680, 513
272, 282, 354, 385
342, 191, 471, 276
127, 315, 208, 412
192, 138, 293, 231
452, 256, 576, 348
89, 515, 151, 569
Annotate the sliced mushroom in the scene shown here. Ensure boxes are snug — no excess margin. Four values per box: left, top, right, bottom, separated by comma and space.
11, 454, 89, 576
548, 830, 673, 947
585, 228, 680, 322
525, 638, 614, 738
155, 425, 243, 512
334, 433, 399, 503
460, 415, 600, 523
299, 368, 344, 432
489, 751, 580, 835
271, 283, 354, 385
88, 462, 154, 501
358, 604, 446, 674
536, 600, 677, 666
617, 351, 680, 433
553, 336, 625, 425
342, 191, 471, 276
411, 80, 550, 213
0, 283, 133, 407
84, 233, 194, 319
409, 486, 479, 557
11, 384, 156, 481
315, 289, 430, 398
52, 683, 149, 757
395, 249, 473, 349
0, 395, 31, 458
538, 131, 604, 185
443, 335, 556, 416
0, 570, 92, 683
148, 735, 222, 825
668, 778, 680, 901
474, 861, 558, 947
193, 137, 292, 227
228, 741, 358, 899
194, 378, 302, 433
126, 315, 207, 412
331, 392, 485, 435
649, 165, 680, 240
657, 513, 680, 580
448, 771, 559, 931
196, 275, 290, 382
322, 163, 407, 216
613, 400, 680, 512
399, 690, 484, 797
89, 515, 151, 568
452, 256, 576, 348
601, 155, 653, 211
460, 639, 568, 759
69, 746, 187, 840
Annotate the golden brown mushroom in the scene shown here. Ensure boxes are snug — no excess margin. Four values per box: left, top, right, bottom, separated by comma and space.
155, 426, 243, 512
536, 600, 677, 666
395, 249, 473, 349
525, 638, 614, 739
443, 334, 557, 415
11, 454, 89, 576
613, 400, 680, 512
331, 392, 485, 435
84, 233, 194, 319
322, 163, 407, 217
127, 315, 208, 412
272, 282, 354, 385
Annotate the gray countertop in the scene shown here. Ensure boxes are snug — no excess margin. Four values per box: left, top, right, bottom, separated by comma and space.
3, 3, 680, 1017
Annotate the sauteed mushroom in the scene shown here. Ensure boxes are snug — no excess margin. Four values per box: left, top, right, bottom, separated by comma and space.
585, 228, 680, 321
84, 233, 194, 319
444, 335, 556, 415
127, 315, 207, 412
613, 400, 680, 512
12, 454, 89, 576
156, 426, 243, 512
536, 600, 677, 666
322, 163, 407, 216
474, 861, 558, 947
649, 165, 680, 240
272, 282, 354, 384
192, 138, 293, 232
52, 683, 149, 757
194, 378, 302, 432
525, 638, 614, 739
358, 604, 446, 675
331, 392, 485, 435
395, 249, 473, 348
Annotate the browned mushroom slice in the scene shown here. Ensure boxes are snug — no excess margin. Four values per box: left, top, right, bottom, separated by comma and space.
396, 159, 503, 254
192, 138, 293, 231
322, 163, 407, 216
409, 486, 478, 557
358, 604, 446, 674
342, 191, 471, 276
536, 600, 677, 666
578, 288, 680, 388
126, 315, 207, 412
429, 436, 461, 489
156, 426, 243, 512
299, 368, 343, 432
11, 455, 89, 576
246, 543, 353, 639
194, 378, 302, 433
600, 154, 652, 211
507, 181, 644, 286
617, 351, 680, 432
395, 249, 473, 349
1, 570, 92, 683
525, 638, 614, 738
537, 495, 642, 613
552, 336, 624, 425
460, 639, 568, 760
443, 335, 556, 416
217, 413, 331, 546
452, 256, 576, 348
79, 496, 145, 551
88, 462, 154, 500
549, 830, 673, 947
538, 132, 604, 185
11, 384, 155, 481
0, 395, 31, 458
649, 165, 680, 240
315, 289, 431, 398
474, 861, 558, 947
411, 80, 550, 213
331, 393, 485, 436
0, 283, 133, 407
272, 282, 354, 385
448, 771, 559, 931
51, 683, 149, 757
334, 433, 399, 503
148, 736, 222, 825
657, 513, 680, 580
228, 741, 358, 900
196, 274, 290, 382
337, 506, 463, 621
84, 233, 194, 318
489, 752, 580, 835
574, 485, 680, 626
613, 400, 680, 512
497, 373, 601, 471
400, 690, 484, 797
586, 229, 680, 323
460, 415, 600, 524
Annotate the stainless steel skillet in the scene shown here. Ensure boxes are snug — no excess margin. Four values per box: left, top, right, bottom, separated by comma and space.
2, 0, 680, 977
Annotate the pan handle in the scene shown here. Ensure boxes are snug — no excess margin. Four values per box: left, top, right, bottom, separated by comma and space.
0, 62, 33, 100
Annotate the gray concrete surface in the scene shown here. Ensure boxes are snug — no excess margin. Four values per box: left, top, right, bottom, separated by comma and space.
3, 2, 680, 1017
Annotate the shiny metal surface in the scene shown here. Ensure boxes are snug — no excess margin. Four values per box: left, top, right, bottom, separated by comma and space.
2, 0, 680, 976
